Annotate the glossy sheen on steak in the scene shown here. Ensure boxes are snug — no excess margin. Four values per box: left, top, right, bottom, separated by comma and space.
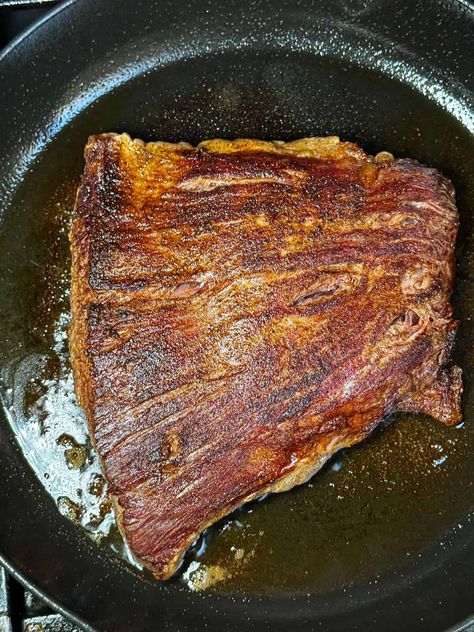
70, 133, 462, 579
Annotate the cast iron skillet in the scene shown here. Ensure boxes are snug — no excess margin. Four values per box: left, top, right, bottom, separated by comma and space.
1, 0, 474, 630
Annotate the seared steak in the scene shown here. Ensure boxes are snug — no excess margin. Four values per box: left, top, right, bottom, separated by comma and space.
70, 133, 462, 579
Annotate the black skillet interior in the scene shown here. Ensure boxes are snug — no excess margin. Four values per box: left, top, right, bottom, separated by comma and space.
1, 0, 474, 630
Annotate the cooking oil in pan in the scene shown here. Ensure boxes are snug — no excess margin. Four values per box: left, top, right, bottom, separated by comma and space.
0, 189, 138, 569
1, 115, 474, 595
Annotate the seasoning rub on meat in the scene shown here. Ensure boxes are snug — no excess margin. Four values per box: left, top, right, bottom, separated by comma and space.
70, 133, 462, 579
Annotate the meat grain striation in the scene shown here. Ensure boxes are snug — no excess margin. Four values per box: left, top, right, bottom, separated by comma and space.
70, 133, 462, 579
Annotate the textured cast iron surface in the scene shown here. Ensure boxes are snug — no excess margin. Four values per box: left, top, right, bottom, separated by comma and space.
0, 0, 473, 630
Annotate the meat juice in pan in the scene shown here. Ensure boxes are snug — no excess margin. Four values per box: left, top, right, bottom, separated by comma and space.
0, 123, 473, 593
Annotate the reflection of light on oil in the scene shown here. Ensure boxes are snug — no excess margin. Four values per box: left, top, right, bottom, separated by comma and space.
433, 455, 448, 467
193, 535, 208, 558
1, 307, 139, 568
431, 443, 448, 468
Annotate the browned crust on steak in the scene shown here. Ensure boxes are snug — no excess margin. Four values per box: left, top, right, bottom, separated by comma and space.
70, 133, 462, 579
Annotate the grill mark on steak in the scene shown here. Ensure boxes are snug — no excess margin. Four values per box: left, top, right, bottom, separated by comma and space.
70, 133, 462, 580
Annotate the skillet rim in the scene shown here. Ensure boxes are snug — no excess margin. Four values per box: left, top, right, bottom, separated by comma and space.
0, 6, 96, 629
